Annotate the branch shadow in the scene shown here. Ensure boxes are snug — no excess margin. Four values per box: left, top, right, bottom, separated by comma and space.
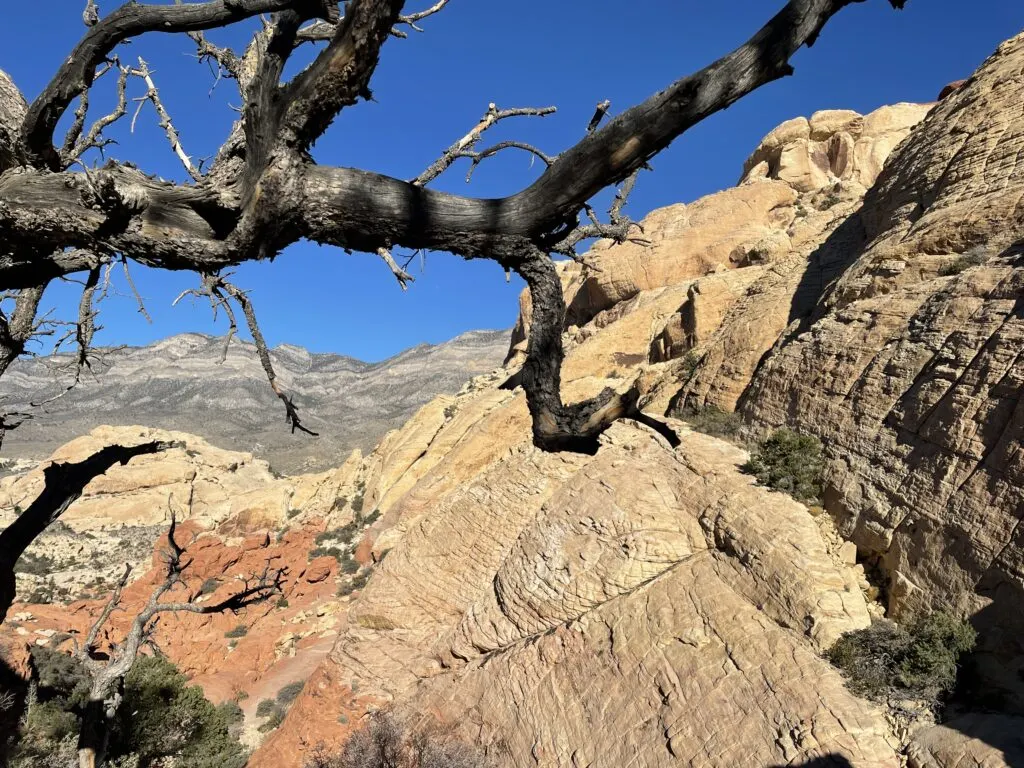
767, 756, 854, 768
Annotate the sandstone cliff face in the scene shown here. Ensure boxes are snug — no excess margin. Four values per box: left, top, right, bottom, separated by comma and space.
726, 34, 1024, 713
253, 408, 894, 767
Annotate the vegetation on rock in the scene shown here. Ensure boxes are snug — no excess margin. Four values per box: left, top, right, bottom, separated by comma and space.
678, 405, 743, 440
741, 429, 824, 504
6, 651, 247, 768
305, 712, 485, 768
827, 612, 977, 709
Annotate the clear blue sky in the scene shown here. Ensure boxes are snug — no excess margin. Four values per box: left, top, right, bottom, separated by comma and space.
2, 2, 1022, 361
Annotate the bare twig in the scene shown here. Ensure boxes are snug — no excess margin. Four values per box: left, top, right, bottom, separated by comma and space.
296, 0, 452, 43
219, 279, 318, 436
175, 272, 318, 435
63, 59, 129, 165
131, 57, 200, 181
586, 99, 611, 133
79, 563, 133, 665
120, 256, 152, 323
548, 169, 650, 259
414, 103, 557, 186
377, 247, 415, 290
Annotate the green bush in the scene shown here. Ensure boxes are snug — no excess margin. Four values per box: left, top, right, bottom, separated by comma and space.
309, 545, 343, 561
111, 655, 248, 768
827, 612, 976, 708
741, 428, 824, 503
938, 247, 986, 277
9, 653, 247, 768
200, 578, 221, 595
255, 698, 278, 718
361, 510, 381, 526
276, 597, 290, 609
679, 405, 743, 440
29, 646, 91, 708
338, 571, 371, 597
257, 706, 285, 733
276, 681, 305, 706
224, 624, 249, 639
217, 700, 244, 726
339, 555, 360, 575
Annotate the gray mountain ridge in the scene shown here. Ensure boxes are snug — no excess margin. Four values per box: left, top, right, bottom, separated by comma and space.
0, 329, 510, 474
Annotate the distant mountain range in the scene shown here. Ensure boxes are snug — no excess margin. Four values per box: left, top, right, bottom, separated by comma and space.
0, 330, 509, 474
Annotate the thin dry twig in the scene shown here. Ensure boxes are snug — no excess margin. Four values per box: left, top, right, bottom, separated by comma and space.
296, 0, 451, 43
130, 57, 200, 181
414, 103, 557, 186
376, 247, 415, 290
175, 272, 318, 435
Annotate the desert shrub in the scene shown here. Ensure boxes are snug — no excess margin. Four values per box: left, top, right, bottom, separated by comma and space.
200, 577, 221, 595
287, 507, 302, 519
361, 510, 381, 526
9, 653, 246, 768
827, 612, 976, 708
305, 712, 486, 768
255, 698, 278, 718
277, 597, 290, 609
741, 428, 824, 503
111, 655, 248, 768
679, 405, 743, 440
257, 705, 285, 733
340, 555, 361, 575
218, 700, 244, 723
338, 571, 371, 598
224, 624, 249, 639
29, 646, 91, 708
317, 522, 359, 545
938, 247, 987, 276
14, 552, 55, 576
276, 680, 306, 706
311, 545, 344, 561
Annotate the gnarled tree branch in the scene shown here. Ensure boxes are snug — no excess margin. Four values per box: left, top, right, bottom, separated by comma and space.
0, 440, 179, 623
0, 0, 909, 453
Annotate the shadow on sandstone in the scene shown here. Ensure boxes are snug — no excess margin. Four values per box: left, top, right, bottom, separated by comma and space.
768, 755, 854, 767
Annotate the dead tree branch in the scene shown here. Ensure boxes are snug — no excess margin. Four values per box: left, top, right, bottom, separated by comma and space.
75, 512, 285, 768
414, 103, 557, 186
0, 440, 180, 624
0, 0, 911, 452
131, 57, 201, 180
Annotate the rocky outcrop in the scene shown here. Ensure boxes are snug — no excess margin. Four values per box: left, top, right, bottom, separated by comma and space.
253, 409, 894, 767
0, 426, 361, 602
732, 33, 1024, 712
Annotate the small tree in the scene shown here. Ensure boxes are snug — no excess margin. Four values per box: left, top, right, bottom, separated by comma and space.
827, 612, 977, 709
742, 429, 824, 503
68, 514, 285, 768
